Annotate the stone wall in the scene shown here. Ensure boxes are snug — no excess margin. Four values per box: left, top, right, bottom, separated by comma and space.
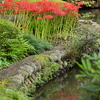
3, 46, 71, 89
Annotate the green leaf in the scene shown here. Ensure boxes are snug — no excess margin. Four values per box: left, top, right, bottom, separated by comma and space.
86, 59, 92, 71
76, 62, 84, 70
81, 58, 87, 70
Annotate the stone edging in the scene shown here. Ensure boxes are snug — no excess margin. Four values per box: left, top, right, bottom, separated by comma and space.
4, 47, 69, 89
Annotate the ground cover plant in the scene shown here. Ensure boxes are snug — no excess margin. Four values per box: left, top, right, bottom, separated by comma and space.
23, 34, 53, 55
0, 0, 83, 41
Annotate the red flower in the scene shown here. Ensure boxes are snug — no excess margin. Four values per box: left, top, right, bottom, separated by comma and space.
76, 2, 84, 5
13, 7, 19, 11
5, 0, 13, 2
45, 15, 54, 19
71, 13, 78, 17
36, 17, 43, 20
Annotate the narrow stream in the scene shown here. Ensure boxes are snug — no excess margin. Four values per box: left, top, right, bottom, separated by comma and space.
30, 67, 81, 100
29, 9, 100, 100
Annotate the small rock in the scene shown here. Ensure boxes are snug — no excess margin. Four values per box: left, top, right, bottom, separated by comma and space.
59, 65, 63, 69
34, 62, 42, 71
58, 61, 63, 65
18, 69, 29, 79
63, 61, 68, 68
60, 51, 66, 58
20, 65, 34, 76
50, 54, 58, 62
55, 50, 62, 60
11, 74, 24, 85
30, 62, 37, 72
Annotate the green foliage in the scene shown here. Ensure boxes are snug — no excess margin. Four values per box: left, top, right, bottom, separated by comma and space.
76, 51, 100, 100
65, 31, 100, 60
33, 54, 59, 83
0, 19, 33, 69
0, 86, 30, 100
79, 12, 94, 19
23, 34, 53, 55
0, 19, 20, 45
0, 79, 30, 100
38, 62, 60, 83
0, 58, 10, 69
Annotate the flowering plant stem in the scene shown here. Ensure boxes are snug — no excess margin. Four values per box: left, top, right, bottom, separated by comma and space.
0, 0, 83, 42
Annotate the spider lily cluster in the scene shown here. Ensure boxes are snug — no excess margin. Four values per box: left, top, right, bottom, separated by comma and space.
0, 0, 84, 41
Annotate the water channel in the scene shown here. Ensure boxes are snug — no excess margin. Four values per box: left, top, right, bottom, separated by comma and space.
29, 9, 100, 100
31, 66, 81, 100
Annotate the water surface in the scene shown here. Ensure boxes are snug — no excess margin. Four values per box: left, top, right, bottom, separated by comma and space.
31, 67, 81, 100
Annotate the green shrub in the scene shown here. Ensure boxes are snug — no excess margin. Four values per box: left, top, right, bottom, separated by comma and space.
0, 19, 20, 43
0, 84, 30, 100
23, 34, 53, 55
0, 19, 33, 69
76, 52, 100, 100
65, 32, 100, 59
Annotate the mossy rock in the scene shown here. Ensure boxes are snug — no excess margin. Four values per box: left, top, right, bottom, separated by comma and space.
33, 55, 51, 65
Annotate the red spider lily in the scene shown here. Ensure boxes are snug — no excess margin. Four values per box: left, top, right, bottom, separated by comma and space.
5, 0, 13, 2
71, 13, 78, 17
75, 2, 84, 6
2, 2, 14, 7
36, 17, 43, 20
13, 7, 19, 11
45, 15, 54, 19
0, 8, 6, 12
0, 0, 81, 20
51, 8, 66, 16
